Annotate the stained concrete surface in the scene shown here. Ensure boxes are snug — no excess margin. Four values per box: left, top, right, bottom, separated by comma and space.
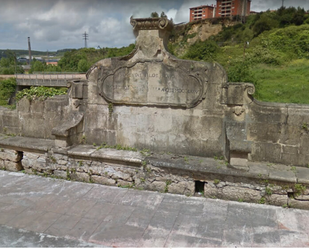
1, 170, 309, 247
0, 225, 101, 247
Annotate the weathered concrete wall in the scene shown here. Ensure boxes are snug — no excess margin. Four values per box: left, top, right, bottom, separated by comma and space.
247, 102, 309, 167
0, 95, 69, 139
223, 82, 309, 167
85, 60, 226, 157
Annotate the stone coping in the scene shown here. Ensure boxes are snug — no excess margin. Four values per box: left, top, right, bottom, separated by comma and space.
0, 134, 308, 186
67, 145, 144, 166
0, 134, 54, 153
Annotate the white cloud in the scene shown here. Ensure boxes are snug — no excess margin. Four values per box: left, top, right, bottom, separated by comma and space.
166, 8, 178, 21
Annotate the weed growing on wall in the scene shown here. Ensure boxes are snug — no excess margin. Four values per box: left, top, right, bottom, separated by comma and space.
95, 142, 138, 152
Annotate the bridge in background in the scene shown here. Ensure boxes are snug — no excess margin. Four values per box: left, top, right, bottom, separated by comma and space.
0, 73, 86, 88
16, 73, 86, 87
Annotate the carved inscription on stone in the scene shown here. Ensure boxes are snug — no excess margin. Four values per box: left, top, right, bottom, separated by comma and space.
100, 61, 204, 108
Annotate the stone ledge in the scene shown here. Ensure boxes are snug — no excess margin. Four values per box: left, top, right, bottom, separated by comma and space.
0, 135, 54, 153
0, 134, 308, 186
67, 145, 144, 166
146, 154, 305, 185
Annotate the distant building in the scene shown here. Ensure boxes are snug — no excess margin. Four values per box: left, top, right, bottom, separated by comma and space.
21, 65, 31, 74
215, 0, 251, 18
189, 0, 251, 22
189, 5, 215, 22
46, 60, 59, 66
250, 10, 259, 15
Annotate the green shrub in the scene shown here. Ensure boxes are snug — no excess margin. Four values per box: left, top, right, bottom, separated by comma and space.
15, 86, 67, 101
227, 61, 254, 82
246, 46, 284, 65
253, 14, 279, 37
262, 25, 309, 58
0, 78, 16, 106
183, 40, 219, 61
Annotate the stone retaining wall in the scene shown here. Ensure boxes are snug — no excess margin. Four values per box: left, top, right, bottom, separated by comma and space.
1, 146, 309, 210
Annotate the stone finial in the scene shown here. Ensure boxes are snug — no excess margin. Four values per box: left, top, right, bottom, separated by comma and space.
130, 16, 173, 31
129, 17, 173, 58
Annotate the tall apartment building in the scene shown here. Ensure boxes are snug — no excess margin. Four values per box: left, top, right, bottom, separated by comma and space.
189, 0, 251, 22
215, 0, 251, 18
189, 5, 215, 22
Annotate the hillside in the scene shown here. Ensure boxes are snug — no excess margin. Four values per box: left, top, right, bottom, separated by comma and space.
168, 7, 309, 104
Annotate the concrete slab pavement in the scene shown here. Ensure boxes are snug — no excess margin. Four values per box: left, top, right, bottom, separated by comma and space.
1, 170, 309, 247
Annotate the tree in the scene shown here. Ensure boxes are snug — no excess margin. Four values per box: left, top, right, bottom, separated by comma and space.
253, 14, 279, 37
0, 58, 10, 67
151, 12, 159, 18
78, 59, 89, 72
30, 60, 45, 73
242, 27, 253, 42
292, 7, 306, 25
160, 11, 167, 18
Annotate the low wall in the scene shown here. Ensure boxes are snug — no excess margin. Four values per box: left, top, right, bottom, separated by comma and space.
0, 135, 308, 210
0, 95, 69, 138
247, 101, 309, 166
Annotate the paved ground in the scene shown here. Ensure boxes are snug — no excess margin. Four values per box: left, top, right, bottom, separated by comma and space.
1, 170, 309, 247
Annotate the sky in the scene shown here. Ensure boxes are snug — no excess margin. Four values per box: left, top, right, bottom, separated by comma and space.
0, 0, 309, 52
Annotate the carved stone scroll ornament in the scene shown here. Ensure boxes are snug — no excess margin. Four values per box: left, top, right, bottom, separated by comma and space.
93, 17, 209, 109
244, 83, 255, 96
98, 59, 208, 108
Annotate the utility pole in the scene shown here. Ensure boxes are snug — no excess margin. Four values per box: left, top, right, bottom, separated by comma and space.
28, 37, 32, 65
82, 32, 88, 48
282, 0, 284, 7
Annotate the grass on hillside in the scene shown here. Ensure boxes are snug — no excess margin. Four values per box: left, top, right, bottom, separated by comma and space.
218, 45, 309, 104
252, 59, 309, 104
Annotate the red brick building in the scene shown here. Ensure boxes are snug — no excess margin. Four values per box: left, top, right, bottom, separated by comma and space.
189, 0, 251, 22
189, 5, 215, 22
215, 0, 251, 18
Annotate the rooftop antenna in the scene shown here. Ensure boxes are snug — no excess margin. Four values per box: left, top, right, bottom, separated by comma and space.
82, 32, 88, 48
27, 37, 32, 65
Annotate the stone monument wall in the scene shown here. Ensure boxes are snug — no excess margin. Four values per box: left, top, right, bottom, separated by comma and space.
84, 59, 227, 157
0, 17, 309, 168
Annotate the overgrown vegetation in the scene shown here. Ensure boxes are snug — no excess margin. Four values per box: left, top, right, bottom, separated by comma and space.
95, 142, 138, 152
15, 86, 67, 101
0, 78, 16, 106
57, 45, 135, 72
26, 45, 135, 73
0, 50, 24, 74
